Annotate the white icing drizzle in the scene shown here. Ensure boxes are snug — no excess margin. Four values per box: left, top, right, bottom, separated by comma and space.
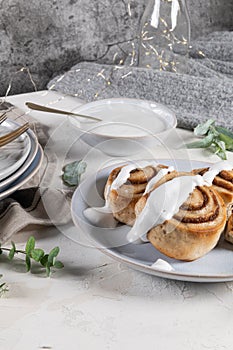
171, 0, 180, 31
144, 166, 174, 194
83, 184, 117, 228
203, 160, 233, 185
111, 160, 159, 191
104, 184, 111, 206
127, 161, 233, 244
150, 259, 174, 271
151, 0, 161, 29
127, 175, 205, 243
84, 160, 233, 231
83, 161, 159, 228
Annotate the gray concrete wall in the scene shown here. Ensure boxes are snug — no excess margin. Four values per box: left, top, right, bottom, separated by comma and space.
0, 0, 232, 96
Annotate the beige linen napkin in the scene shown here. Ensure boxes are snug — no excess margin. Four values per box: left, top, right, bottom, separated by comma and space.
0, 101, 72, 243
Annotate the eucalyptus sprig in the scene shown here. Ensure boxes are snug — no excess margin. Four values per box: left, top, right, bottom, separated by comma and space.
186, 119, 233, 160
62, 160, 87, 187
0, 236, 64, 277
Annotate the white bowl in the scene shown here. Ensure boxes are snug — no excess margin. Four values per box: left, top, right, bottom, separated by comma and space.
70, 98, 177, 156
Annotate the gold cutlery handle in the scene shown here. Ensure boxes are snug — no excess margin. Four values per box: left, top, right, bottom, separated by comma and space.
0, 122, 29, 147
26, 102, 101, 122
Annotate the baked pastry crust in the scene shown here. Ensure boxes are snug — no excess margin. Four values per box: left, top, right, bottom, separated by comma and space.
135, 173, 227, 261
105, 164, 168, 226
193, 167, 233, 217
225, 212, 233, 244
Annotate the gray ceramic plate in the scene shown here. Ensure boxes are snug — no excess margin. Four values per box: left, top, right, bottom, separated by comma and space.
0, 145, 43, 201
0, 119, 32, 180
71, 159, 233, 283
0, 126, 38, 192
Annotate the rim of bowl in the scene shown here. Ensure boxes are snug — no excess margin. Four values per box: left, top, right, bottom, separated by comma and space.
70, 97, 177, 140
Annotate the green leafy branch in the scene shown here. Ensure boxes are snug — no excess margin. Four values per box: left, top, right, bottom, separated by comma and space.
186, 119, 233, 160
0, 236, 64, 277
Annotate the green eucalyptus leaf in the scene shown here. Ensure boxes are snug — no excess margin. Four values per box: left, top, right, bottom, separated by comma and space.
194, 119, 215, 136
186, 133, 215, 149
215, 139, 226, 150
0, 235, 63, 278
25, 236, 35, 255
62, 160, 87, 187
212, 140, 227, 160
46, 264, 51, 277
31, 248, 44, 262
219, 133, 233, 151
215, 149, 227, 160
11, 241, 16, 251
40, 254, 49, 267
215, 126, 233, 139
54, 261, 64, 269
25, 255, 31, 272
48, 247, 59, 265
8, 248, 15, 260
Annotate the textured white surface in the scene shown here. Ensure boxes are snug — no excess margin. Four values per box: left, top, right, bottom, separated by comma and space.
1, 91, 233, 350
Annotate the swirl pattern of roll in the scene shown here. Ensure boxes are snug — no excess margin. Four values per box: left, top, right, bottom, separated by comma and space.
193, 167, 233, 214
105, 164, 168, 226
225, 211, 233, 244
135, 173, 227, 261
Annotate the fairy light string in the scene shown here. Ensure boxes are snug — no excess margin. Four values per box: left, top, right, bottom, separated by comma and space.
139, 0, 190, 72
1, 0, 226, 107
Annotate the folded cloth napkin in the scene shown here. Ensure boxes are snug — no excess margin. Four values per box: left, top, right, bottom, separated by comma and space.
47, 31, 233, 131
0, 103, 72, 244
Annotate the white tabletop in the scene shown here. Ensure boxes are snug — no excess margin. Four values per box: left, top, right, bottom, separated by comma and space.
1, 90, 233, 350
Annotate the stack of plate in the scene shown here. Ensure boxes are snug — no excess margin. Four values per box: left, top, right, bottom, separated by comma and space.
0, 119, 43, 200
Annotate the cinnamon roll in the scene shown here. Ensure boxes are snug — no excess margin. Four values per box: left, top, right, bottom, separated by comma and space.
225, 211, 233, 244
135, 170, 194, 213
105, 162, 171, 226
193, 165, 233, 216
128, 174, 227, 261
